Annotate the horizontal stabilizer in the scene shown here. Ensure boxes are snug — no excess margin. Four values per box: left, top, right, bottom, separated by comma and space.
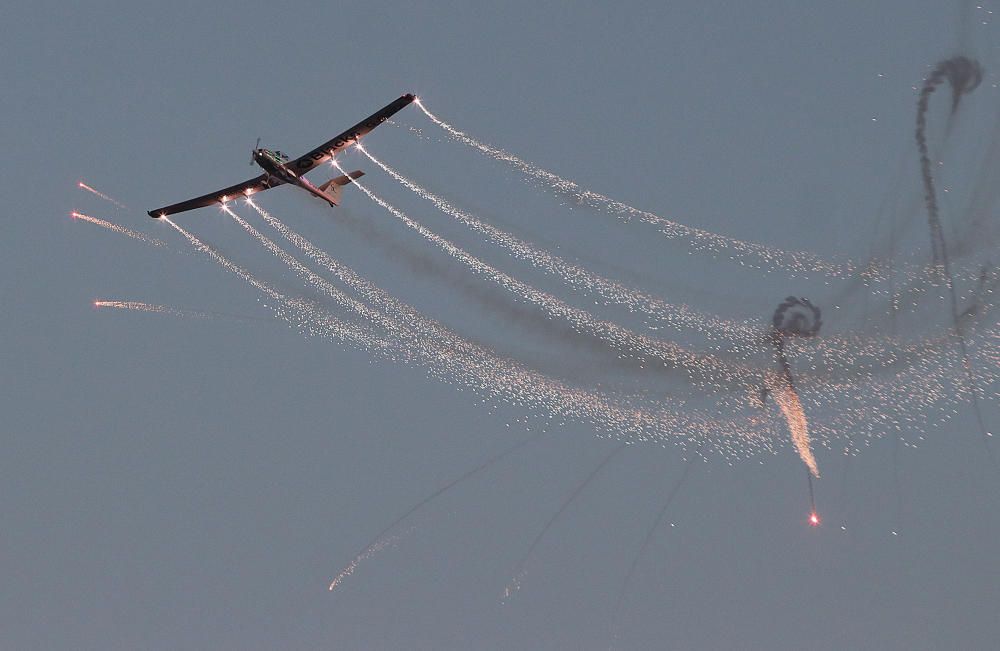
318, 170, 365, 206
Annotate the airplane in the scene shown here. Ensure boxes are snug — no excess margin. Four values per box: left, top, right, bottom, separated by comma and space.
148, 93, 415, 218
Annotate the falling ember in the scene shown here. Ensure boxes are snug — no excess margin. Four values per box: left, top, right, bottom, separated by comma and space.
809, 512, 820, 527
71, 212, 167, 247
77, 181, 128, 209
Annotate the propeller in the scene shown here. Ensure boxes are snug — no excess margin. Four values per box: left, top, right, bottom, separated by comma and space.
250, 137, 261, 165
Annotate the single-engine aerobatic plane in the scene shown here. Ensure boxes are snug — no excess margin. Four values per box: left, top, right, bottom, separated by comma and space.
148, 93, 415, 218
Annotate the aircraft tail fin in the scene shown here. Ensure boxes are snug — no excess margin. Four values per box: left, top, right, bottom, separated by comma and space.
318, 170, 364, 206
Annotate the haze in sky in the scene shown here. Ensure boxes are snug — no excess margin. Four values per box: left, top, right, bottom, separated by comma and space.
2, 2, 999, 649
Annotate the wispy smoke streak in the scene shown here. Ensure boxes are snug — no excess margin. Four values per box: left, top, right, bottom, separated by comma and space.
330, 432, 543, 591
502, 444, 625, 601
914, 56, 994, 459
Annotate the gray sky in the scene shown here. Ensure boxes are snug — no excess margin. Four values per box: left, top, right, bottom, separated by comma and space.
2, 1, 999, 649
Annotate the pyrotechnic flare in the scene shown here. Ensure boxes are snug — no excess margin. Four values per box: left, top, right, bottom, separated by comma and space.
766, 297, 822, 477
77, 181, 128, 209
71, 212, 166, 247
807, 472, 820, 527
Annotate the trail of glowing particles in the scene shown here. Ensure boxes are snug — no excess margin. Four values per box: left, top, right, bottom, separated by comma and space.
94, 298, 262, 323
502, 444, 625, 602
164, 217, 282, 300
163, 216, 381, 353
222, 206, 380, 324
168, 212, 779, 472
771, 381, 818, 477
71, 212, 166, 247
246, 199, 459, 346
243, 200, 779, 464
358, 145, 760, 344
241, 202, 767, 459
94, 300, 211, 319
77, 181, 128, 209
330, 432, 543, 592
328, 530, 412, 592
332, 160, 755, 390
412, 98, 854, 278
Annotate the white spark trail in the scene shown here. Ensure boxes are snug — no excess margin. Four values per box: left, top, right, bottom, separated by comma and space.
186, 210, 748, 467
412, 99, 855, 278
332, 160, 756, 391
358, 145, 760, 344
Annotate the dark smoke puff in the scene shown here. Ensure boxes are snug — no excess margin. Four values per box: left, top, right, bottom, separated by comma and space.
772, 296, 822, 337
943, 56, 984, 112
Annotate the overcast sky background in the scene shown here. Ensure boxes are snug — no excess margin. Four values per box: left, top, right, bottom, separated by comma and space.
3, 1, 1000, 649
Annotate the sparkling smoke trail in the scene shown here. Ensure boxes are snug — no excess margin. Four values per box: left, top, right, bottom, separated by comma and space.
78, 181, 128, 210
72, 212, 167, 247
358, 144, 762, 345
331, 159, 760, 394
412, 99, 856, 278
173, 210, 765, 471
94, 300, 211, 319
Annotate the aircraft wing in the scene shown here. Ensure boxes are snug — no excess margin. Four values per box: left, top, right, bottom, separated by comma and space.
283, 93, 415, 176
148, 174, 281, 218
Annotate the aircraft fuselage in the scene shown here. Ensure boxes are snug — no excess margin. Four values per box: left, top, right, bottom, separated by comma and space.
251, 148, 335, 205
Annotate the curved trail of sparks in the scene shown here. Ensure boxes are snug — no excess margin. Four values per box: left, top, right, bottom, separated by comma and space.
412, 99, 855, 278
246, 199, 468, 349
172, 211, 763, 468
72, 212, 166, 247
358, 145, 761, 345
332, 160, 757, 392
